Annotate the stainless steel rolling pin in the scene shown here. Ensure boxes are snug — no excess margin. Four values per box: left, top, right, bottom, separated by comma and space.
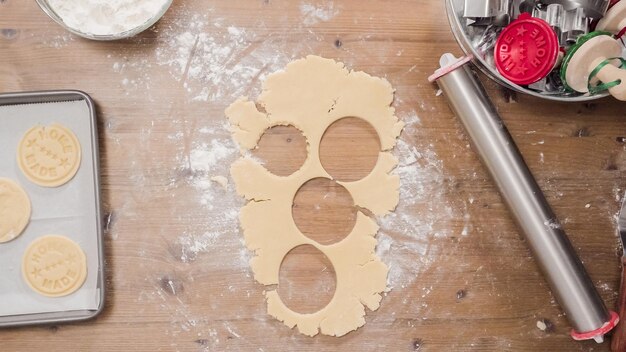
428, 53, 618, 343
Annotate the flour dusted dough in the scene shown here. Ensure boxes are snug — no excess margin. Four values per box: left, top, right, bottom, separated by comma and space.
227, 55, 404, 336
0, 178, 31, 243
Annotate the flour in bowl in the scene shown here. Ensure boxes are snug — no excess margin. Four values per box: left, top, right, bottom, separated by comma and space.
46, 0, 171, 36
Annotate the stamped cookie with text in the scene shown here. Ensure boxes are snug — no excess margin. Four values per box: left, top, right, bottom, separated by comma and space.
17, 124, 81, 187
22, 235, 87, 297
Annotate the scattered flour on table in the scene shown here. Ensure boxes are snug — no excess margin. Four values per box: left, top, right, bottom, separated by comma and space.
40, 33, 75, 49
377, 111, 461, 290
154, 12, 292, 102
536, 320, 547, 331
170, 123, 248, 262
111, 8, 324, 103
184, 133, 238, 208
176, 229, 233, 263
299, 2, 340, 25
112, 56, 154, 94
189, 138, 234, 172
139, 123, 251, 337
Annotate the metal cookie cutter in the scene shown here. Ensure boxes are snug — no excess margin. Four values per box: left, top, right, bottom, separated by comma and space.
540, 0, 611, 19
464, 0, 507, 17
464, 0, 512, 26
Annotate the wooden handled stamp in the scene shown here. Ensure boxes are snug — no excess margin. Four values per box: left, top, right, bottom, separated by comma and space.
597, 0, 626, 34
561, 32, 626, 101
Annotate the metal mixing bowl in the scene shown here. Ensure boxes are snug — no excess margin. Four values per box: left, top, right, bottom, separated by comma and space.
445, 0, 609, 102
35, 0, 174, 41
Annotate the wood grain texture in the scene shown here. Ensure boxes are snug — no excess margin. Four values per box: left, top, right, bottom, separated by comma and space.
1, 0, 626, 351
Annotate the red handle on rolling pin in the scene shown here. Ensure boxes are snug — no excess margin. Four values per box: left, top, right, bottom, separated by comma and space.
612, 261, 626, 351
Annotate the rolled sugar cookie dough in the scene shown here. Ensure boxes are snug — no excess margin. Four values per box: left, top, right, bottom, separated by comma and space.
22, 235, 87, 297
227, 55, 404, 336
0, 178, 31, 243
17, 124, 81, 187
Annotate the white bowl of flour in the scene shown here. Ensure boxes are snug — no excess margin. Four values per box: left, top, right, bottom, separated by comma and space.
36, 0, 173, 40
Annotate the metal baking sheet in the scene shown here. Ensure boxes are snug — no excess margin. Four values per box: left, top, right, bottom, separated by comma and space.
0, 90, 105, 326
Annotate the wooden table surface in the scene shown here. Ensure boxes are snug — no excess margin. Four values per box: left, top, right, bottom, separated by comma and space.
2, 0, 626, 351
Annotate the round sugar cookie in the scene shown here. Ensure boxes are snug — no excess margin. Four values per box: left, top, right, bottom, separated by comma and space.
17, 124, 81, 187
0, 178, 31, 243
22, 235, 87, 297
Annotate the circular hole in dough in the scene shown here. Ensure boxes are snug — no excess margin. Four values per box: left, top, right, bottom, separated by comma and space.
319, 117, 381, 182
278, 244, 337, 314
17, 124, 82, 188
251, 125, 308, 177
292, 177, 357, 245
22, 235, 87, 297
0, 178, 31, 243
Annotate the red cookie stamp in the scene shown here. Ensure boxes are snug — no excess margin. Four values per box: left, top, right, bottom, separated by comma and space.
494, 13, 560, 85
